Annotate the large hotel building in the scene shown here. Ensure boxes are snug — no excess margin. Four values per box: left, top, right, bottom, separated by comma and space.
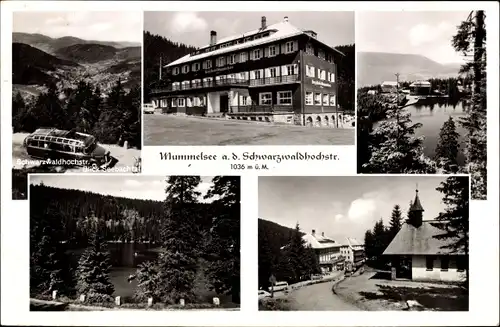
150, 16, 350, 127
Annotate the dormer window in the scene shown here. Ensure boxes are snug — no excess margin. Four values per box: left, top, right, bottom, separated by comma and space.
182, 65, 189, 74
173, 67, 180, 75
192, 62, 200, 71
318, 49, 326, 60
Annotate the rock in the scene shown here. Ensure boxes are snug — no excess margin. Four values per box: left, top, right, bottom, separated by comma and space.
406, 300, 425, 311
79, 294, 86, 302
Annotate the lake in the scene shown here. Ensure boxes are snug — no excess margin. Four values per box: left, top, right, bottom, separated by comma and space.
71, 242, 160, 299
379, 97, 468, 165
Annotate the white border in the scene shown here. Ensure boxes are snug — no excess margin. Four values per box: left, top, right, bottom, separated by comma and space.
1, 1, 499, 326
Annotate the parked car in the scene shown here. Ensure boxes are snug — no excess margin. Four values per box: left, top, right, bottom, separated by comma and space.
143, 103, 155, 114
258, 290, 272, 299
311, 274, 323, 280
268, 281, 289, 292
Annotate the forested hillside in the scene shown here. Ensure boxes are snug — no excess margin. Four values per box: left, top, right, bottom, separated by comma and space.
29, 183, 211, 244
143, 31, 198, 102
258, 219, 319, 288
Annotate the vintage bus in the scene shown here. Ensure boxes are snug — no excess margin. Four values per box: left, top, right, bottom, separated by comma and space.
23, 128, 111, 168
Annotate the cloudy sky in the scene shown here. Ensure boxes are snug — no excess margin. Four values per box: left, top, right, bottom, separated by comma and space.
13, 11, 142, 43
259, 176, 454, 241
29, 175, 214, 201
357, 11, 470, 64
144, 11, 354, 48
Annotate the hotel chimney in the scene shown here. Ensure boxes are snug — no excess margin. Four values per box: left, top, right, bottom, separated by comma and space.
284, 16, 289, 23
210, 30, 217, 46
322, 232, 324, 237
312, 229, 316, 236
261, 16, 267, 29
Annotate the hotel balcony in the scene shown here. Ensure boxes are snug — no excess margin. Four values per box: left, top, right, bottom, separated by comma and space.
150, 75, 300, 94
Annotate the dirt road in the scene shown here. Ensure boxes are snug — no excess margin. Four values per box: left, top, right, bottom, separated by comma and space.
287, 280, 360, 311
144, 114, 355, 146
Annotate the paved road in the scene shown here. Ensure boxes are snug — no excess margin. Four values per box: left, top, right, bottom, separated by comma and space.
144, 114, 355, 146
287, 280, 360, 311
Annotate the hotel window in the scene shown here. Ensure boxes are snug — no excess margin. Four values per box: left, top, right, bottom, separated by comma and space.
253, 49, 262, 60
228, 54, 236, 65
285, 41, 295, 53
240, 52, 248, 63
321, 70, 326, 80
306, 65, 315, 77
322, 94, 329, 105
204, 60, 212, 69
194, 97, 201, 107
318, 49, 325, 60
306, 92, 313, 106
330, 72, 335, 83
426, 256, 434, 271
172, 82, 180, 91
278, 91, 292, 105
203, 77, 213, 87
178, 98, 185, 107
186, 98, 192, 107
192, 79, 201, 88
253, 69, 262, 80
182, 65, 189, 73
270, 67, 278, 78
192, 62, 200, 71
306, 43, 314, 55
181, 81, 190, 90
330, 95, 336, 106
171, 98, 177, 107
268, 45, 277, 57
173, 67, 180, 75
244, 37, 252, 42
217, 57, 226, 67
259, 92, 272, 105
240, 95, 249, 106
286, 64, 298, 76
314, 93, 321, 105
440, 256, 449, 271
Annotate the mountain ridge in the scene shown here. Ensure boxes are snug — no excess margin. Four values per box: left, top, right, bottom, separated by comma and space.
357, 51, 462, 87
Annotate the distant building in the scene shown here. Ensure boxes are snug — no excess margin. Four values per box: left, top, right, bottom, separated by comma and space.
150, 16, 348, 127
301, 230, 345, 272
340, 237, 365, 269
367, 90, 377, 95
383, 189, 467, 282
381, 81, 399, 93
410, 80, 431, 96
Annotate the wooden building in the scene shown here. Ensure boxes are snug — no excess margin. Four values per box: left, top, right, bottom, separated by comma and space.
150, 16, 349, 127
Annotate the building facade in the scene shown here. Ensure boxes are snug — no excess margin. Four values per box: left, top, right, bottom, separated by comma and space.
340, 237, 365, 270
381, 81, 399, 93
302, 230, 345, 273
383, 189, 467, 282
410, 80, 432, 96
150, 16, 350, 127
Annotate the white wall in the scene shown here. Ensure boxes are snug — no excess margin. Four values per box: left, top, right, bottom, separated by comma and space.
207, 92, 222, 113
412, 255, 466, 282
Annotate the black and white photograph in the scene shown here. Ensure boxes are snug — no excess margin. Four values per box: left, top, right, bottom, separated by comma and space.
356, 11, 487, 200
29, 175, 241, 311
258, 175, 469, 311
12, 12, 142, 200
143, 11, 355, 146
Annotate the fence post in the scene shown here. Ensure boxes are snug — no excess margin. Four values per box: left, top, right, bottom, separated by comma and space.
115, 296, 121, 306
213, 297, 220, 306
52, 290, 58, 300
147, 297, 153, 307
179, 299, 185, 306
79, 294, 86, 303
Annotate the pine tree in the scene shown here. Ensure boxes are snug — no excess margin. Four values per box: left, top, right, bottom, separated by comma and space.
452, 11, 487, 199
435, 176, 469, 287
135, 260, 162, 301
76, 227, 115, 303
388, 205, 403, 241
30, 202, 74, 297
203, 176, 241, 303
434, 117, 460, 172
362, 107, 436, 173
363, 230, 374, 260
371, 219, 388, 268
156, 176, 202, 303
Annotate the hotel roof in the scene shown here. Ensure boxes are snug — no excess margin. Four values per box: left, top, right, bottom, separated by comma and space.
383, 221, 464, 255
410, 81, 432, 87
165, 19, 345, 67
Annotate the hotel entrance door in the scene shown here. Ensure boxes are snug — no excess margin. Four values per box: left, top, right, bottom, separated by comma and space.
220, 94, 229, 113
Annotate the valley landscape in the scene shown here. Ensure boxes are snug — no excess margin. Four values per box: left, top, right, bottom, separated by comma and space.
12, 32, 141, 100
